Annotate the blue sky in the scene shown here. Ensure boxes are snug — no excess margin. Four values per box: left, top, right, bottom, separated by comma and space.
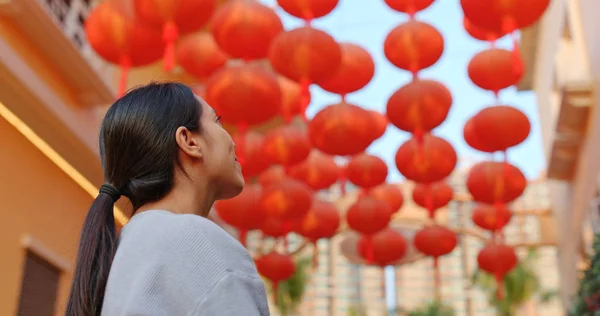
263, 0, 546, 181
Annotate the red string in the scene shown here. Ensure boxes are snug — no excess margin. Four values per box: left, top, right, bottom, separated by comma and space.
118, 56, 131, 99
162, 21, 178, 72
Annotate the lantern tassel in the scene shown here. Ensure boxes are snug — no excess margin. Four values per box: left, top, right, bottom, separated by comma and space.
118, 56, 131, 99
433, 257, 441, 301
312, 240, 319, 269
272, 281, 279, 304
237, 123, 248, 166
365, 235, 374, 264
300, 79, 311, 122
162, 21, 179, 72
425, 183, 435, 219
495, 272, 504, 299
339, 167, 347, 196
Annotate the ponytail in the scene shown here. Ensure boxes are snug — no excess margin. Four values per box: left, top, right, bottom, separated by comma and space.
66, 184, 121, 316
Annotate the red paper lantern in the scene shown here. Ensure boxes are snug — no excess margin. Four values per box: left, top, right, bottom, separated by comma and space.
467, 161, 527, 204
255, 252, 295, 302
276, 0, 339, 20
358, 228, 408, 267
386, 79, 452, 137
308, 102, 375, 156
177, 32, 229, 79
384, 20, 444, 74
472, 204, 512, 232
278, 76, 310, 123
395, 134, 457, 183
210, 0, 283, 60
368, 110, 389, 141
413, 225, 457, 257
468, 48, 523, 93
268, 26, 342, 85
296, 199, 340, 241
288, 150, 340, 190
384, 0, 435, 14
463, 18, 505, 41
262, 124, 311, 167
345, 153, 388, 190
461, 0, 550, 34
133, 0, 217, 70
85, 0, 164, 96
233, 131, 273, 179
260, 178, 313, 222
259, 165, 287, 187
214, 183, 265, 245
464, 117, 496, 153
261, 216, 291, 238
346, 197, 392, 235
477, 242, 518, 298
205, 63, 281, 128
367, 184, 404, 215
318, 43, 375, 97
412, 181, 453, 211
470, 106, 531, 152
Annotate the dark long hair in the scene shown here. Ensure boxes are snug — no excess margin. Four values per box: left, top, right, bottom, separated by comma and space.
66, 82, 203, 315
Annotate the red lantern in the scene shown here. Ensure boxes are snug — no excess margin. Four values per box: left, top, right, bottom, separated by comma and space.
276, 0, 339, 20
463, 18, 505, 42
395, 134, 457, 183
384, 20, 444, 74
296, 199, 340, 241
345, 154, 388, 190
308, 102, 375, 156
261, 216, 291, 238
346, 197, 392, 263
461, 0, 550, 34
472, 204, 512, 232
233, 131, 273, 179
278, 76, 310, 123
177, 32, 229, 80
260, 178, 313, 222
413, 225, 457, 258
205, 63, 281, 128
255, 252, 295, 303
262, 124, 311, 168
85, 0, 164, 96
384, 0, 435, 14
214, 183, 265, 245
368, 110, 389, 141
468, 48, 523, 94
318, 43, 375, 98
268, 26, 342, 85
210, 0, 283, 60
288, 150, 340, 190
133, 0, 217, 70
346, 197, 392, 235
464, 117, 495, 153
477, 242, 518, 298
467, 161, 527, 204
470, 106, 531, 152
386, 79, 452, 137
412, 181, 453, 214
358, 228, 408, 267
367, 184, 404, 215
259, 165, 287, 187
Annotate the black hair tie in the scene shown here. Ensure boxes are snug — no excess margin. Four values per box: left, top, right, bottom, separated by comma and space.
99, 184, 121, 202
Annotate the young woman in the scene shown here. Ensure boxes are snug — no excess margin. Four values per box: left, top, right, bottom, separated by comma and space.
66, 83, 269, 315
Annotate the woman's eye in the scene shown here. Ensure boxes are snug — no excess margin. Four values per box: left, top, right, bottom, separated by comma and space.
216, 116, 222, 124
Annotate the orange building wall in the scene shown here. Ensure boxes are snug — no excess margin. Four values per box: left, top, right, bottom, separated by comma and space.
0, 114, 92, 315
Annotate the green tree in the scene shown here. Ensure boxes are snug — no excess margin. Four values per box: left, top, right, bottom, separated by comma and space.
406, 301, 455, 316
472, 248, 557, 316
267, 256, 311, 316
570, 234, 600, 315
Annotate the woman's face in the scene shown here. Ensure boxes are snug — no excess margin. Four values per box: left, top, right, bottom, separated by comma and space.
198, 98, 244, 199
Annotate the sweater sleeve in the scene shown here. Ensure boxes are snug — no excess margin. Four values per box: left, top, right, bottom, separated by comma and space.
191, 271, 270, 316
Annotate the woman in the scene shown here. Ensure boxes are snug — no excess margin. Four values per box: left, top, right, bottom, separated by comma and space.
66, 83, 269, 315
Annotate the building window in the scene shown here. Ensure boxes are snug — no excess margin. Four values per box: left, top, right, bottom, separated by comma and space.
17, 250, 61, 316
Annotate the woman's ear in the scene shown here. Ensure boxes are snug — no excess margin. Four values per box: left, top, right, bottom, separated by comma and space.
175, 126, 203, 160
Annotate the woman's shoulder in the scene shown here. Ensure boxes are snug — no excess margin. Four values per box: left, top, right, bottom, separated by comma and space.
122, 210, 258, 275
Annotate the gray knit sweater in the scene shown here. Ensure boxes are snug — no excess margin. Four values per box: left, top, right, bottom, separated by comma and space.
101, 210, 270, 315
